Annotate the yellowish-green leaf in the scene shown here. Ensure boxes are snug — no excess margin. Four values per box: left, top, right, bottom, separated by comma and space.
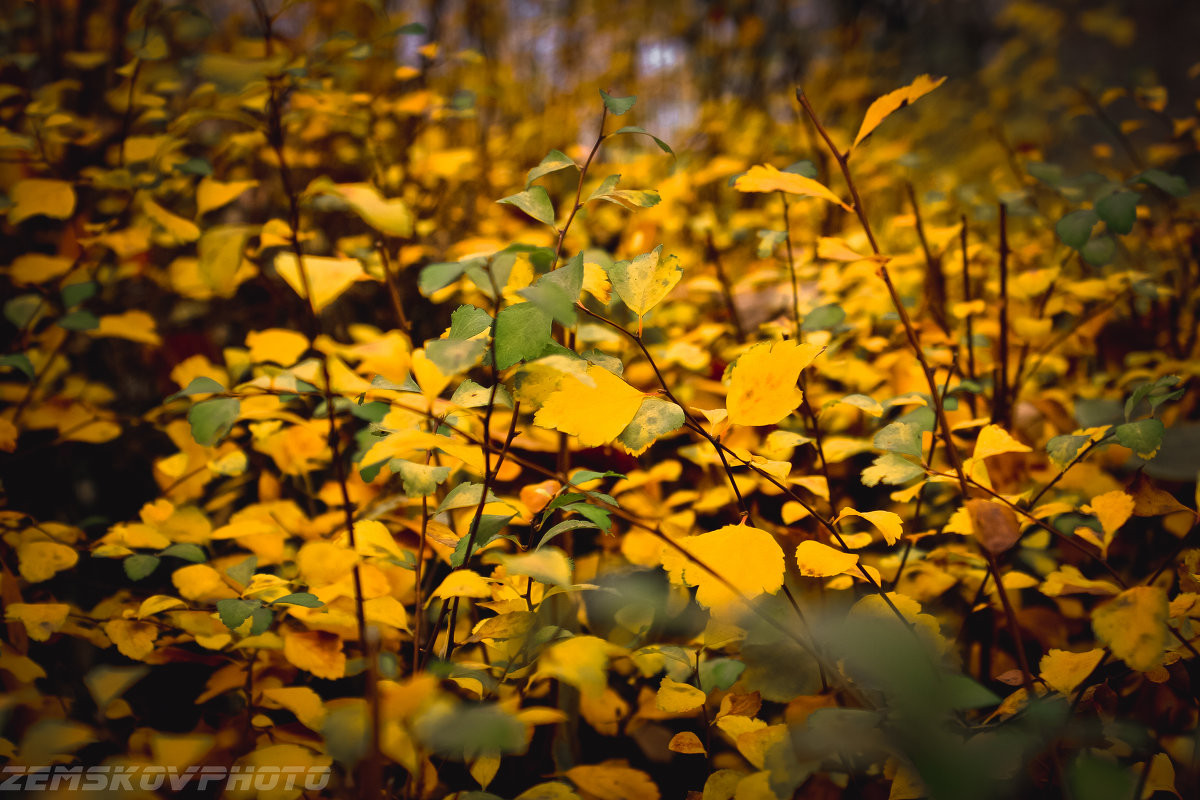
606, 245, 683, 325
852, 74, 947, 150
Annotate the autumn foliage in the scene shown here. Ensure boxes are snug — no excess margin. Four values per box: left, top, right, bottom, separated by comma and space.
2, 2, 1199, 799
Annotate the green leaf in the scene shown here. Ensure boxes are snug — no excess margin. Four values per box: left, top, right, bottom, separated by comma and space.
187, 397, 240, 446
449, 379, 513, 409
123, 554, 160, 581
517, 282, 576, 326
559, 502, 611, 532
248, 607, 273, 636
537, 251, 584, 302
612, 125, 674, 155
436, 482, 498, 514
57, 310, 99, 331
425, 337, 485, 375
0, 353, 35, 380
600, 89, 636, 116
166, 376, 225, 403
1045, 434, 1091, 467
390, 459, 451, 497
536, 519, 598, 549
497, 186, 555, 226
699, 658, 746, 693
225, 555, 257, 588
570, 469, 626, 484
1095, 191, 1138, 235
1067, 753, 1136, 800
61, 281, 98, 308
1132, 168, 1188, 198
493, 302, 552, 369
414, 702, 528, 760
617, 397, 685, 455
419, 261, 469, 295
802, 303, 846, 331
526, 149, 577, 187
860, 453, 924, 487
873, 420, 924, 457
1080, 234, 1115, 266
452, 514, 516, 566
159, 543, 206, 562
1115, 419, 1164, 459
449, 304, 493, 340
1056, 209, 1099, 249
271, 593, 324, 608
216, 598, 260, 630
783, 160, 819, 178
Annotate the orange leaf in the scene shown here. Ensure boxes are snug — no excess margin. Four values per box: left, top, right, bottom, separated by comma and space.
852, 75, 946, 150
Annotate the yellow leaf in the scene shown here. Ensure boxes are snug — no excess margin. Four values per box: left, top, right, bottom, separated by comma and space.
297, 540, 358, 586
734, 164, 851, 211
231, 743, 332, 800
143, 196, 200, 243
515, 782, 583, 800
1137, 753, 1178, 800
656, 676, 707, 713
323, 182, 414, 236
817, 236, 872, 262
668, 731, 706, 754
1038, 648, 1105, 695
433, 569, 493, 599
9, 253, 75, 285
973, 424, 1032, 459
565, 763, 660, 800
661, 524, 785, 610
283, 630, 346, 680
196, 177, 258, 216
104, 619, 158, 661
836, 508, 904, 545
535, 365, 645, 447
726, 340, 822, 427
794, 540, 859, 577
411, 348, 450, 403
608, 245, 683, 321
172, 563, 234, 602
245, 328, 309, 365
9, 178, 76, 224
852, 74, 947, 150
1083, 491, 1134, 558
536, 635, 621, 698
0, 646, 46, 682
137, 595, 186, 618
1040, 565, 1121, 597
364, 595, 410, 631
274, 251, 368, 313
1093, 586, 1169, 671
261, 686, 327, 731
354, 519, 407, 561
17, 540, 78, 582
471, 755, 502, 790
5, 602, 70, 641
90, 310, 162, 345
